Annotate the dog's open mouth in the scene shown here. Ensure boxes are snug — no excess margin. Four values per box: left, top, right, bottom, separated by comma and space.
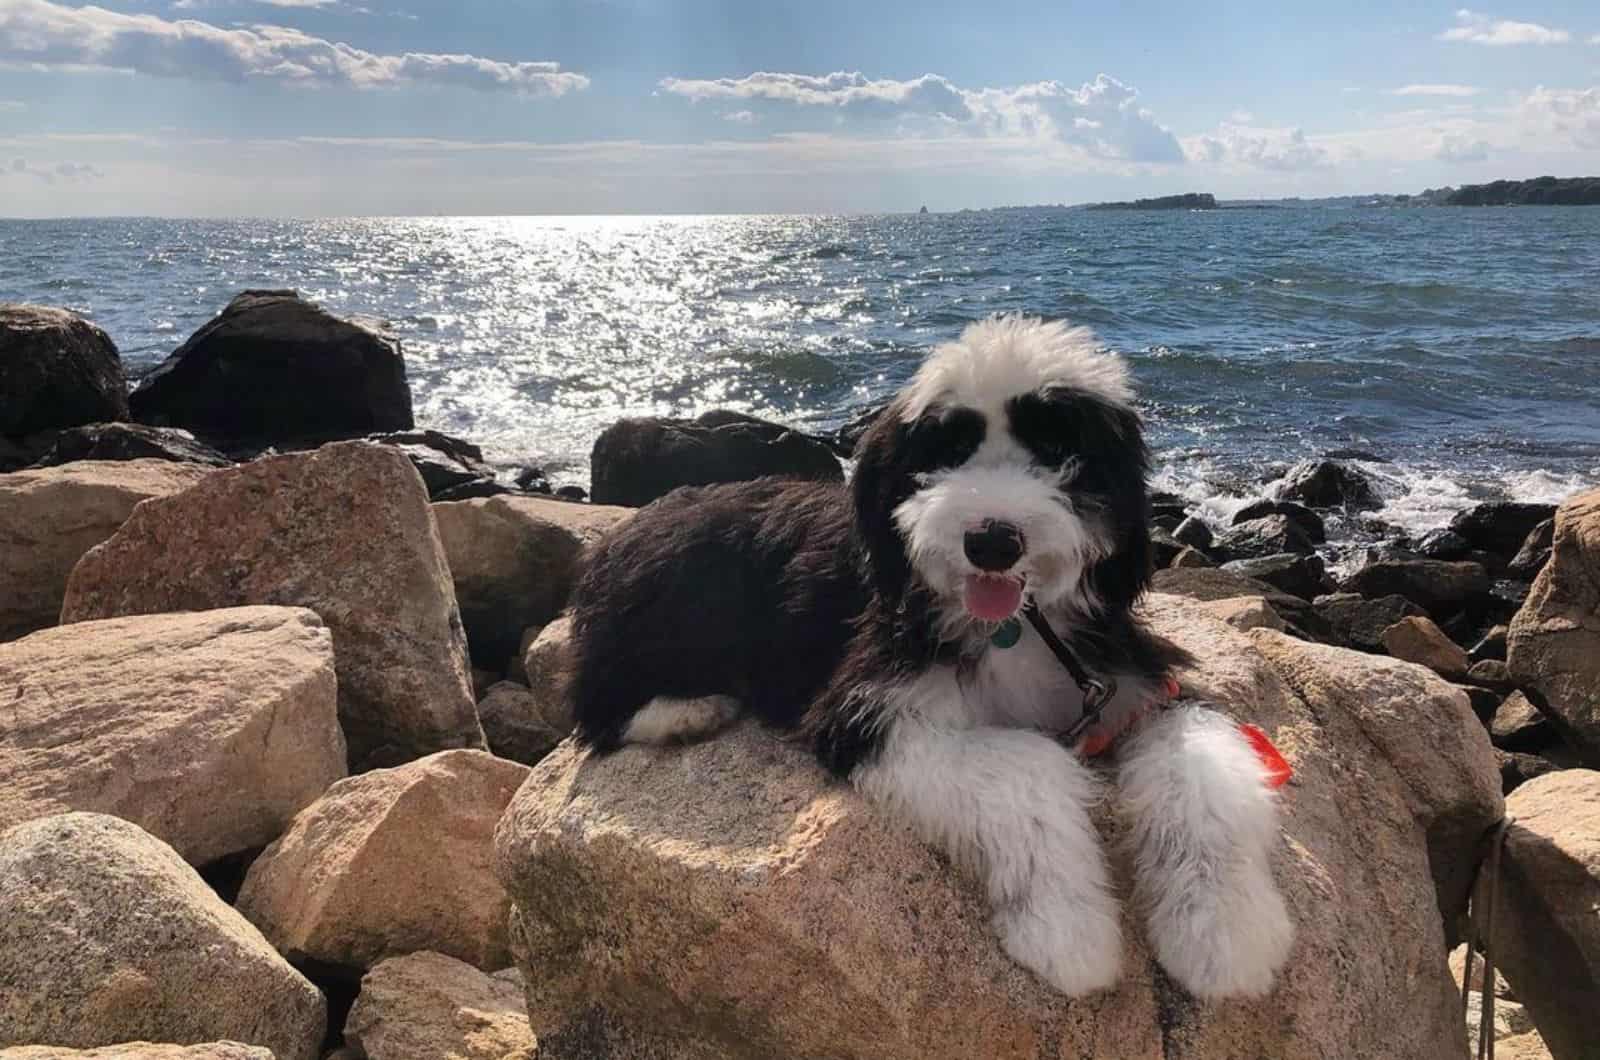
963, 573, 1025, 621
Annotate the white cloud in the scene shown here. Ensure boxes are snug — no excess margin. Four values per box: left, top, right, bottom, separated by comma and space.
1590, 33, 1600, 45
174, 0, 341, 8
1435, 134, 1490, 162
1523, 85, 1600, 148
0, 98, 24, 109
658, 70, 1184, 163
660, 71, 973, 120
722, 109, 755, 124
1438, 10, 1570, 45
1392, 84, 1480, 97
1187, 123, 1331, 170
0, 155, 102, 182
0, 0, 586, 95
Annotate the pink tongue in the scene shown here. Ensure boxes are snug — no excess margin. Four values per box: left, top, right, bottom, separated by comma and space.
964, 575, 1023, 621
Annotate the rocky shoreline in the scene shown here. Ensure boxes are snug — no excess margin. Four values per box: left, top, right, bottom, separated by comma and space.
3, 292, 1598, 1058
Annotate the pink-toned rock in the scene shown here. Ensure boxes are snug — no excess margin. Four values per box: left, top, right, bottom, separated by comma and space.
0, 1045, 273, 1059
0, 460, 212, 641
1506, 488, 1600, 766
345, 951, 535, 1060
0, 607, 344, 865
0, 813, 323, 1060
493, 594, 1500, 1060
1382, 615, 1470, 679
432, 494, 631, 669
59, 442, 482, 769
237, 750, 527, 973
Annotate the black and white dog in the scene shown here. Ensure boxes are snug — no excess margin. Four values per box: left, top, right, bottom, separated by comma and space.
568, 315, 1293, 999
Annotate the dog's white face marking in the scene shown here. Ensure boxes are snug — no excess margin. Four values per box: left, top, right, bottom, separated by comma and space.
886, 316, 1137, 631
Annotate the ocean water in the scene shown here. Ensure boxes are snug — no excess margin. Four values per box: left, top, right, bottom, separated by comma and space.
3, 208, 1597, 548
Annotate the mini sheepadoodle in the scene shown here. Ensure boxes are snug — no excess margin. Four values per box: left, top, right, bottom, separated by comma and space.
567, 315, 1293, 999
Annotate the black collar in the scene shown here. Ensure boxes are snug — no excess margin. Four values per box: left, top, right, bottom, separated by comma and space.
1023, 602, 1118, 745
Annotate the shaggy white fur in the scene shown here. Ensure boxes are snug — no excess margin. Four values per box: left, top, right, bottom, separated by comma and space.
900, 315, 1135, 422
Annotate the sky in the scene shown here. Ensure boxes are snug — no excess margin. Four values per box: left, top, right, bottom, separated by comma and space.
1, 0, 1599, 215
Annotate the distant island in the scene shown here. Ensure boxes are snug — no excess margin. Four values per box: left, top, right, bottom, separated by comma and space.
1439, 176, 1600, 206
1085, 192, 1217, 211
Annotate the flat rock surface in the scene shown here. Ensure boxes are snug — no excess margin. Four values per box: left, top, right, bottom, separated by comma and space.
0, 607, 344, 865
345, 951, 535, 1060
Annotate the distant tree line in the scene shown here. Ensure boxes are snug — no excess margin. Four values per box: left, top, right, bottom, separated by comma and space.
1439, 176, 1600, 206
1085, 192, 1218, 211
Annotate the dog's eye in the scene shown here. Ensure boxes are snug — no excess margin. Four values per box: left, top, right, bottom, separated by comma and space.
906, 407, 984, 470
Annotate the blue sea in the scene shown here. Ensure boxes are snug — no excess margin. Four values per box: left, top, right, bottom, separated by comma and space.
3, 207, 1597, 554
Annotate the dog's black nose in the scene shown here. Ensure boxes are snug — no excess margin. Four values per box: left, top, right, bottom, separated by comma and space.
964, 520, 1026, 572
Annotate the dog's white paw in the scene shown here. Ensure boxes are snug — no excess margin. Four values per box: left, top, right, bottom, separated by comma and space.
1149, 860, 1293, 1000
995, 888, 1123, 996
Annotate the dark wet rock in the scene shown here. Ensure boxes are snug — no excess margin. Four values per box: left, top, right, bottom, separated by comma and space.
1150, 502, 1189, 523
1417, 529, 1473, 561
834, 403, 888, 455
1458, 684, 1504, 726
1314, 593, 1426, 653
513, 466, 553, 494
1494, 749, 1561, 794
476, 682, 565, 768
1231, 499, 1326, 544
1449, 503, 1556, 561
130, 290, 413, 444
370, 428, 483, 465
1341, 558, 1491, 615
1213, 514, 1316, 559
1490, 691, 1556, 753
1151, 513, 1183, 532
1505, 518, 1554, 581
1173, 516, 1214, 550
1222, 553, 1333, 601
1169, 546, 1214, 569
432, 478, 515, 502
555, 485, 587, 502
1323, 448, 1391, 464
0, 304, 128, 436
1469, 625, 1509, 663
590, 409, 842, 508
29, 423, 232, 469
1276, 459, 1381, 510
1150, 528, 1185, 568
1149, 491, 1184, 506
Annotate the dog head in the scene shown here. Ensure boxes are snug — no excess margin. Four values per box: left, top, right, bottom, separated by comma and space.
852, 315, 1153, 638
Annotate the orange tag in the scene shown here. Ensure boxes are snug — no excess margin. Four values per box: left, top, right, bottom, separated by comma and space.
1238, 723, 1293, 789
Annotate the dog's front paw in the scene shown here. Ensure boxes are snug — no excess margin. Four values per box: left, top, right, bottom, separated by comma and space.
995, 888, 1123, 996
1149, 860, 1293, 1000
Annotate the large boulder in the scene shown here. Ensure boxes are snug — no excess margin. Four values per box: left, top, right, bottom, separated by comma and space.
432, 494, 631, 669
1150, 567, 1330, 642
0, 305, 127, 436
0, 460, 213, 641
0, 1046, 273, 1059
59, 442, 483, 769
0, 607, 344, 865
1480, 769, 1600, 1060
236, 750, 528, 975
1450, 503, 1557, 561
1506, 489, 1600, 766
1341, 557, 1491, 616
368, 429, 499, 501
1275, 459, 1380, 510
0, 813, 324, 1060
1490, 691, 1555, 753
494, 595, 1499, 1059
344, 952, 535, 1060
589, 409, 841, 507
1507, 518, 1556, 581
129, 290, 413, 443
28, 423, 231, 469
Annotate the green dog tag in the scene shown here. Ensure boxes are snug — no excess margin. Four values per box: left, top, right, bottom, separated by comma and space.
989, 616, 1022, 649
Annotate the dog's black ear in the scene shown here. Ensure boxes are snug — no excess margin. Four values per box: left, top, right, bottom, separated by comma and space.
1077, 400, 1155, 614
850, 401, 916, 603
